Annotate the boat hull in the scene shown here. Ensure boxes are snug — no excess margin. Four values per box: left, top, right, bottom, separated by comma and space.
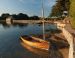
20, 36, 49, 50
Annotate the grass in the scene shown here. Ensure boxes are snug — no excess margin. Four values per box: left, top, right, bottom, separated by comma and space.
70, 18, 75, 29
69, 0, 75, 28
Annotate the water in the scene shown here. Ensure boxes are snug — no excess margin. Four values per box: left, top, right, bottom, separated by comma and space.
0, 23, 63, 58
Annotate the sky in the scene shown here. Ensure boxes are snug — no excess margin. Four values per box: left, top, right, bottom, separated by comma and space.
0, 0, 56, 17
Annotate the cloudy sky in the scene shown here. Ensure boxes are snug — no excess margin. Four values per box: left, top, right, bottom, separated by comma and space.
0, 0, 56, 17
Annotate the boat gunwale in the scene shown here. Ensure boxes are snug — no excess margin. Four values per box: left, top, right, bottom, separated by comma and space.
20, 36, 49, 50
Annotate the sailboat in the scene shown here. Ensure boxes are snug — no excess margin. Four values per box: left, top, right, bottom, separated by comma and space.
20, 35, 49, 50
20, 0, 50, 51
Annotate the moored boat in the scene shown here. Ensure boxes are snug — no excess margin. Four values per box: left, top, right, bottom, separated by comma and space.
20, 35, 50, 50
20, 41, 49, 56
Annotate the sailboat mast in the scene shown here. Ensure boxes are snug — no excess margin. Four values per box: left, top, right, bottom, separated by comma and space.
42, 0, 45, 40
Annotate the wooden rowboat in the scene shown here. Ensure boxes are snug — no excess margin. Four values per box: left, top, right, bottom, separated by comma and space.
20, 35, 50, 50
20, 41, 49, 56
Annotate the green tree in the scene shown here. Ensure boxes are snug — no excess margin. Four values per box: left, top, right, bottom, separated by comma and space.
12, 13, 29, 20
49, 0, 70, 17
69, 0, 75, 28
1, 13, 10, 20
29, 16, 40, 20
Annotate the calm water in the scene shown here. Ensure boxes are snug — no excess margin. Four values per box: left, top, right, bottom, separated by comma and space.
0, 23, 63, 58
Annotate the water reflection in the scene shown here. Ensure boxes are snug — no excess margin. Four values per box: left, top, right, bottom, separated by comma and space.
13, 23, 28, 28
20, 39, 64, 58
0, 21, 11, 28
0, 22, 28, 28
49, 48, 63, 58
0, 22, 66, 58
0, 22, 62, 35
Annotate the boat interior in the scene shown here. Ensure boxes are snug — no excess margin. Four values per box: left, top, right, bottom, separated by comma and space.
21, 35, 41, 42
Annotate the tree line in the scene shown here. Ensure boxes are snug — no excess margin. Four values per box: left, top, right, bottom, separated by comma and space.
49, 0, 70, 17
0, 13, 40, 20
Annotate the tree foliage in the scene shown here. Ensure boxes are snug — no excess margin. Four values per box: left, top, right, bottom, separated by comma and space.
17, 13, 29, 20
69, 0, 75, 28
1, 13, 10, 20
49, 0, 70, 17
0, 13, 40, 20
29, 16, 40, 20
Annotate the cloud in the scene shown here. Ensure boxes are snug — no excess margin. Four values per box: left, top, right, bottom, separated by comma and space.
19, 0, 23, 2
18, 0, 24, 3
18, 0, 41, 4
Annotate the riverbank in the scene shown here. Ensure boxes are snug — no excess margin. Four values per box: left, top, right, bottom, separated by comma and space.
65, 23, 75, 58
56, 21, 74, 58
